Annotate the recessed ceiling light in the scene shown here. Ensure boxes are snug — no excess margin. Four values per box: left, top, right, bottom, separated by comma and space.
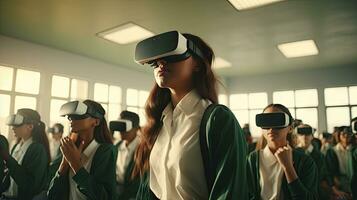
278, 39, 319, 58
227, 0, 284, 10
97, 22, 154, 45
213, 57, 232, 69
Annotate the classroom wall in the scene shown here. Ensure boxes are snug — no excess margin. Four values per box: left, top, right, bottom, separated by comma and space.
228, 65, 357, 132
0, 35, 154, 129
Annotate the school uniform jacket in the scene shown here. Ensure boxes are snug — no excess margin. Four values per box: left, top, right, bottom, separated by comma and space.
136, 104, 248, 200
247, 149, 319, 200
2, 141, 49, 200
47, 143, 118, 200
115, 141, 140, 200
0, 135, 9, 193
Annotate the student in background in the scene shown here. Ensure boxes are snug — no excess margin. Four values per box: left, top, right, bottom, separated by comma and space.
326, 126, 354, 200
247, 104, 318, 200
0, 108, 50, 200
111, 111, 141, 200
296, 124, 331, 199
321, 131, 334, 155
48, 123, 64, 162
47, 100, 117, 200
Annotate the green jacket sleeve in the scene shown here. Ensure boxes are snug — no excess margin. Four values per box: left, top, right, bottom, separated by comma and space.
284, 150, 319, 200
6, 142, 49, 199
136, 172, 158, 200
351, 148, 357, 198
203, 105, 248, 200
71, 144, 118, 200
246, 151, 260, 200
0, 135, 9, 193
47, 171, 69, 200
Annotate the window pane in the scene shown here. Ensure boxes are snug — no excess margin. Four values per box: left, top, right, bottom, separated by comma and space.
296, 108, 318, 130
50, 99, 69, 135
51, 75, 70, 98
295, 89, 318, 107
326, 107, 350, 132
324, 87, 348, 106
109, 86, 122, 104
249, 92, 268, 109
218, 94, 228, 106
15, 69, 40, 94
14, 96, 36, 112
126, 89, 139, 106
273, 91, 295, 108
0, 66, 13, 91
352, 106, 357, 119
139, 108, 147, 126
232, 110, 249, 126
139, 91, 149, 107
127, 106, 139, 113
0, 94, 11, 138
108, 103, 121, 122
249, 109, 263, 138
71, 79, 88, 100
94, 83, 109, 102
349, 86, 357, 105
229, 94, 248, 109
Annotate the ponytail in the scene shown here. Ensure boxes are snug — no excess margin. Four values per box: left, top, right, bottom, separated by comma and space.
32, 121, 51, 163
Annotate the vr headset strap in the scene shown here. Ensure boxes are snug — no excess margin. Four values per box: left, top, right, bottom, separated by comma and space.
187, 40, 205, 61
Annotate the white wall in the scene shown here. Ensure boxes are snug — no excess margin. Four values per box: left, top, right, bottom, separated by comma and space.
228, 65, 357, 132
0, 35, 154, 128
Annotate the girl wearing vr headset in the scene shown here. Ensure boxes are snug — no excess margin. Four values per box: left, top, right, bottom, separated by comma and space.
133, 32, 247, 200
47, 100, 117, 200
247, 104, 319, 200
0, 108, 50, 200
325, 126, 356, 200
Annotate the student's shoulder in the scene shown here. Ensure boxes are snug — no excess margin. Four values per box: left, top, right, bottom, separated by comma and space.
205, 104, 237, 123
96, 143, 117, 155
292, 148, 316, 168
28, 141, 46, 152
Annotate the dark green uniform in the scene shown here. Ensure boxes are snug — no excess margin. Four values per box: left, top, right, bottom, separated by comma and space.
325, 145, 355, 194
247, 149, 319, 200
2, 141, 49, 200
47, 143, 118, 200
0, 135, 9, 193
296, 146, 331, 199
351, 147, 357, 198
136, 104, 248, 200
115, 141, 140, 200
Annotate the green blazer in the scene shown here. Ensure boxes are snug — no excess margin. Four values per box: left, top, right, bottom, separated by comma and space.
0, 135, 9, 193
47, 143, 118, 200
247, 149, 319, 200
2, 141, 49, 200
115, 141, 140, 200
136, 104, 248, 200
325, 145, 356, 194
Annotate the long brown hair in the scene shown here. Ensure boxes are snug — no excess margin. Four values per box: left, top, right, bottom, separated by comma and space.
132, 33, 218, 177
17, 108, 51, 163
255, 104, 296, 150
83, 100, 113, 144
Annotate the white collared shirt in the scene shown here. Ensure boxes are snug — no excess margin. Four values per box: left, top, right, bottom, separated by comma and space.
4, 137, 33, 197
334, 143, 352, 176
69, 139, 100, 200
149, 90, 211, 200
259, 146, 284, 200
116, 135, 139, 183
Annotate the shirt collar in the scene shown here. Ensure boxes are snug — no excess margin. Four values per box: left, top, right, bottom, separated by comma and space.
161, 90, 201, 120
306, 144, 314, 154
262, 145, 278, 166
336, 143, 352, 151
83, 139, 99, 158
20, 137, 33, 150
119, 136, 139, 151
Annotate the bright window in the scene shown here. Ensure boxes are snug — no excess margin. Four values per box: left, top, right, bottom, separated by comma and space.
15, 69, 40, 94
71, 79, 88, 100
326, 107, 350, 132
324, 87, 349, 106
94, 83, 122, 121
126, 89, 149, 126
51, 75, 70, 98
0, 94, 11, 138
218, 94, 228, 106
14, 95, 37, 112
0, 66, 14, 91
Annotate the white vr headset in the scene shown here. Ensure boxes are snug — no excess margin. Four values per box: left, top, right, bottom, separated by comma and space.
134, 30, 205, 65
352, 118, 357, 134
109, 119, 133, 133
256, 112, 292, 129
59, 101, 103, 119
6, 114, 27, 126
